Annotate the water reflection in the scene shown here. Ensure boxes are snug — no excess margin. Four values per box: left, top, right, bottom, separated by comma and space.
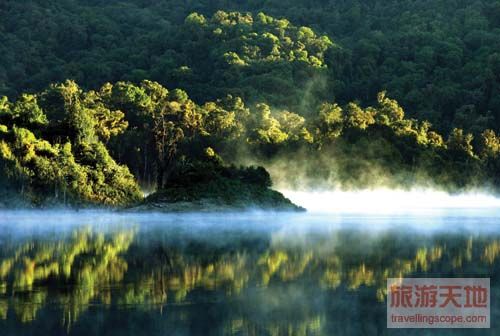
0, 211, 499, 335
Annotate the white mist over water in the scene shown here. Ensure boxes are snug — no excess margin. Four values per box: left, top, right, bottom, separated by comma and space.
281, 189, 500, 213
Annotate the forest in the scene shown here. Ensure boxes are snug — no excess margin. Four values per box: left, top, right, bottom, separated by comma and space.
0, 1, 500, 207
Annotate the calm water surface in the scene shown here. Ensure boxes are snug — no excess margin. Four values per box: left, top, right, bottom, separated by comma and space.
0, 209, 499, 335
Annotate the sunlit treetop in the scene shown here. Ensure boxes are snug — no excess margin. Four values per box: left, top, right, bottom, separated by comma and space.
185, 11, 333, 68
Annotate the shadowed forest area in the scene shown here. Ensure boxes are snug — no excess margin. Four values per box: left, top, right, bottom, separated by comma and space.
1, 1, 500, 207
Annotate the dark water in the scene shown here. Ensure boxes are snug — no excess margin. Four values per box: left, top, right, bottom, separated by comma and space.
0, 210, 499, 335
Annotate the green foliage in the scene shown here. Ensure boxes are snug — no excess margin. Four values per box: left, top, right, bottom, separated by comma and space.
0, 0, 499, 203
199, 10, 332, 67
0, 94, 48, 128
105, 80, 205, 189
376, 91, 405, 125
3, 78, 500, 205
0, 1, 498, 134
249, 103, 289, 145
447, 128, 475, 157
0, 82, 141, 207
143, 162, 299, 211
344, 102, 375, 130
171, 10, 333, 109
479, 129, 500, 159
0, 4, 335, 113
315, 102, 343, 141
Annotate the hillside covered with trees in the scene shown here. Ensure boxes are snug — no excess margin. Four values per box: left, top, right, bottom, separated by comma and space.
0, 2, 500, 207
1, 0, 499, 132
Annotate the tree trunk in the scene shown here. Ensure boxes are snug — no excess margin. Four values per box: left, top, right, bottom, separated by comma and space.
163, 153, 177, 187
156, 162, 164, 191
143, 144, 148, 183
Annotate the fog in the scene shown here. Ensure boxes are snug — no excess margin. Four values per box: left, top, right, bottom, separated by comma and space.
280, 189, 500, 214
2, 199, 500, 240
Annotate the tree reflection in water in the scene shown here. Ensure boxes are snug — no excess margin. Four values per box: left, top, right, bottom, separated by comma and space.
0, 217, 499, 335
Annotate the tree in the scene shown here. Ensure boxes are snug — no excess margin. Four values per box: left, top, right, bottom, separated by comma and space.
85, 85, 128, 142
447, 128, 475, 157
0, 80, 141, 206
108, 80, 205, 190
344, 102, 375, 130
1, 94, 48, 127
376, 91, 405, 125
479, 129, 500, 159
248, 103, 288, 145
315, 102, 344, 141
277, 110, 312, 143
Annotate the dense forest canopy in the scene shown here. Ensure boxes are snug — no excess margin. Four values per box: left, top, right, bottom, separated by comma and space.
0, 0, 500, 206
1, 0, 499, 132
2, 78, 500, 206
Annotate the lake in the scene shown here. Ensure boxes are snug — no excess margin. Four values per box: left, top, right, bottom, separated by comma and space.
0, 209, 499, 335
